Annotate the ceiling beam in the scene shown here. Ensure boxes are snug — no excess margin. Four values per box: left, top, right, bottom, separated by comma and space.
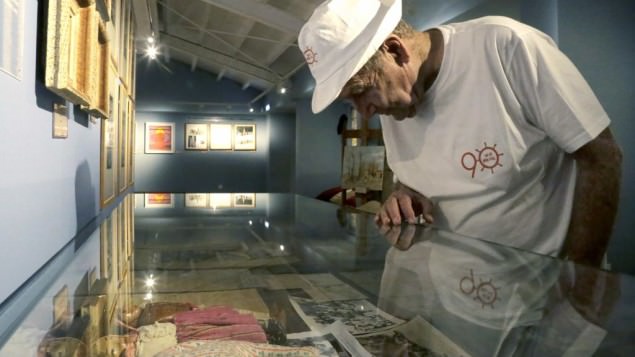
190, 56, 198, 72
158, 0, 277, 76
132, 0, 152, 39
162, 33, 277, 85
148, 0, 161, 40
216, 69, 226, 81
197, 0, 304, 35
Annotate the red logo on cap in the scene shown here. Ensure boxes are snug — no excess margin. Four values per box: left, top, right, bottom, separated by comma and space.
303, 47, 318, 65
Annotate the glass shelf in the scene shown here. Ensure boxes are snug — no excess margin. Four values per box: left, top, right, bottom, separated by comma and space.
0, 193, 632, 356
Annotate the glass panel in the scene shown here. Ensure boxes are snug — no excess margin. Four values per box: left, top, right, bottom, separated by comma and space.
0, 193, 633, 356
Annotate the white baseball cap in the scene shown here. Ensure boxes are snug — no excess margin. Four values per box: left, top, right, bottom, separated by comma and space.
298, 0, 402, 113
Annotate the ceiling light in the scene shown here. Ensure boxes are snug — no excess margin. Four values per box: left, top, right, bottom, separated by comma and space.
146, 45, 158, 59
249, 107, 254, 113
265, 104, 270, 112
279, 87, 287, 94
147, 36, 154, 44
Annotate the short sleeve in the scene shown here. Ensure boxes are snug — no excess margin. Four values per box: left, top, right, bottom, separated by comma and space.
502, 29, 610, 153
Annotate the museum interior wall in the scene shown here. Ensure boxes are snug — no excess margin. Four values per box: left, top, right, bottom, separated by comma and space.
133, 59, 296, 193
0, 0, 633, 317
0, 0, 136, 307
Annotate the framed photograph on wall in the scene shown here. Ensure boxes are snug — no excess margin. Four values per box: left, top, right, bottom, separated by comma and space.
144, 193, 174, 208
100, 83, 118, 208
209, 123, 232, 150
185, 123, 209, 150
233, 193, 256, 208
185, 193, 209, 208
145, 122, 175, 153
234, 124, 256, 151
209, 193, 232, 209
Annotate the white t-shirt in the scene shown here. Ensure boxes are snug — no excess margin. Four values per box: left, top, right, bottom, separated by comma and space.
380, 16, 610, 255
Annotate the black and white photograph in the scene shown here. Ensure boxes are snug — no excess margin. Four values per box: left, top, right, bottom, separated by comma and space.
289, 297, 404, 335
185, 123, 209, 150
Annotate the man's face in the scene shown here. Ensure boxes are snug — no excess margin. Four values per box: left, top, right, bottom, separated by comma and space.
339, 54, 416, 121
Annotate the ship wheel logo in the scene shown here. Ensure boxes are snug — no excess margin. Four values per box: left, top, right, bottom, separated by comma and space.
459, 269, 501, 309
461, 142, 504, 178
303, 47, 318, 65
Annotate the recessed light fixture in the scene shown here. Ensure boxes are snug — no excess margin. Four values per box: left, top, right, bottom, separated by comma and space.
265, 104, 271, 112
146, 44, 158, 59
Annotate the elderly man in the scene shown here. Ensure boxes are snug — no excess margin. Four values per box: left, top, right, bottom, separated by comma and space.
298, 0, 622, 266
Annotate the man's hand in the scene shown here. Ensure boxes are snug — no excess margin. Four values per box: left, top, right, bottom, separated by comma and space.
375, 182, 434, 225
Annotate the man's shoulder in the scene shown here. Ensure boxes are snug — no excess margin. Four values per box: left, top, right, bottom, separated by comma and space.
442, 16, 548, 48
444, 16, 537, 36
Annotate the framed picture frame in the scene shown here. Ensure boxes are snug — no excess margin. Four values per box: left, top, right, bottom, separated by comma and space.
209, 193, 232, 209
0, 0, 24, 80
84, 21, 109, 118
185, 123, 209, 150
185, 193, 209, 208
53, 285, 70, 327
100, 76, 118, 208
233, 193, 256, 208
127, 96, 135, 186
52, 102, 69, 139
341, 146, 386, 191
209, 123, 233, 150
45, 0, 97, 106
118, 87, 128, 192
145, 122, 175, 153
144, 193, 175, 208
234, 124, 256, 151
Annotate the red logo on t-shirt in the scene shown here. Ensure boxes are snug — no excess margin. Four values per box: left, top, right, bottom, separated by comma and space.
461, 142, 504, 178
460, 269, 501, 309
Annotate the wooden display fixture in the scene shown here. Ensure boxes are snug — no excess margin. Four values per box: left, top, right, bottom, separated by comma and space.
84, 20, 110, 118
340, 116, 385, 206
45, 0, 99, 106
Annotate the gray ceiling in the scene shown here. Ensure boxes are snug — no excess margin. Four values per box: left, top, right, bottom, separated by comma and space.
131, 0, 492, 101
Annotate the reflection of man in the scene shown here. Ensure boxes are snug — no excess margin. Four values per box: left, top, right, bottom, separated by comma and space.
299, 0, 622, 267
379, 226, 620, 356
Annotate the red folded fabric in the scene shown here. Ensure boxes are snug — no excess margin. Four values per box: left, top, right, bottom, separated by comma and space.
174, 306, 240, 325
177, 323, 267, 343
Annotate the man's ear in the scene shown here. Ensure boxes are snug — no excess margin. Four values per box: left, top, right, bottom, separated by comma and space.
382, 35, 409, 65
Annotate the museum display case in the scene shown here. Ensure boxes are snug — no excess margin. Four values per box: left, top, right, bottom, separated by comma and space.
0, 193, 633, 356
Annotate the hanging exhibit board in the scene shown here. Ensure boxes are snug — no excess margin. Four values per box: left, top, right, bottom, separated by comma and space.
0, 0, 24, 80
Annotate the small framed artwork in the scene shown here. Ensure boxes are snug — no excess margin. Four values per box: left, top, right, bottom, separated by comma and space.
145, 122, 175, 153
52, 102, 69, 138
144, 193, 174, 208
185, 123, 209, 150
209, 123, 233, 150
53, 285, 70, 327
185, 193, 209, 208
234, 124, 256, 151
233, 193, 256, 208
209, 193, 232, 209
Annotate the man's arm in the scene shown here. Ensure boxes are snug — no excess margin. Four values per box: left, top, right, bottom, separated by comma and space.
563, 128, 622, 267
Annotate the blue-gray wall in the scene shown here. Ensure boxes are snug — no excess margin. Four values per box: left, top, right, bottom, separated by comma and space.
0, 0, 100, 304
294, 98, 350, 198
134, 59, 296, 194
